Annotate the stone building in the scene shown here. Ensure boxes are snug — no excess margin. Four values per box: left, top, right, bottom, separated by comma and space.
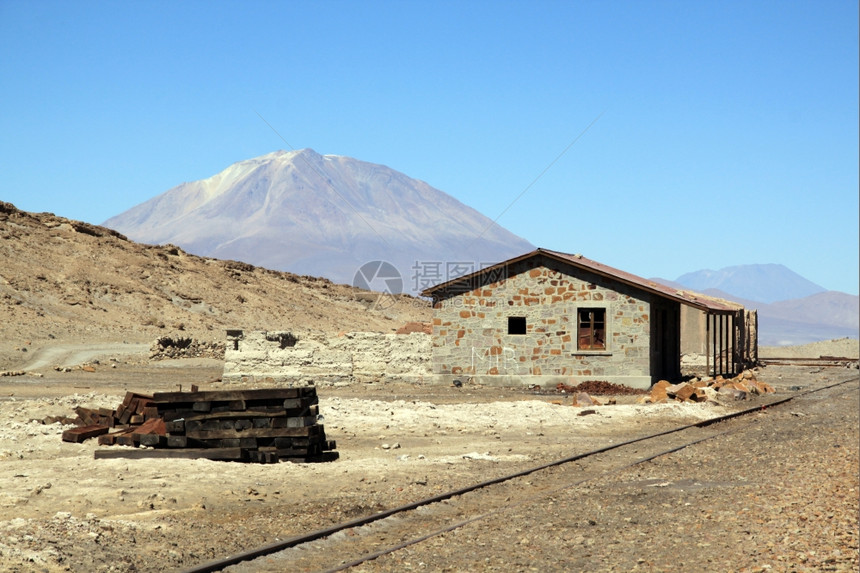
421, 248, 754, 389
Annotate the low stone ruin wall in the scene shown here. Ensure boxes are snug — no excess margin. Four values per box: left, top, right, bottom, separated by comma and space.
222, 330, 431, 386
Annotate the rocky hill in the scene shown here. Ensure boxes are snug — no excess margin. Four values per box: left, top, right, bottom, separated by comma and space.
0, 202, 431, 371
103, 149, 535, 293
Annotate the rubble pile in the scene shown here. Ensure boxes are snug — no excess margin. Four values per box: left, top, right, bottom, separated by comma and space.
637, 370, 775, 405
545, 370, 775, 409
60, 387, 337, 463
149, 336, 225, 360
556, 380, 648, 396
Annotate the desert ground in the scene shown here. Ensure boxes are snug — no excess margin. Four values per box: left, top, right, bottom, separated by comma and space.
0, 337, 857, 572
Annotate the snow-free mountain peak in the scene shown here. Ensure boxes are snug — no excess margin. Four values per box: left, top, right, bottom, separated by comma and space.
103, 149, 535, 293
675, 263, 826, 304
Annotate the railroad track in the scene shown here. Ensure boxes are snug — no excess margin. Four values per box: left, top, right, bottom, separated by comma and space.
185, 376, 859, 573
759, 355, 859, 367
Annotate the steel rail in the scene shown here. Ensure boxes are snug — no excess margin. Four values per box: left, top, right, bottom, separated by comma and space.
759, 356, 858, 367
322, 429, 737, 573
183, 375, 858, 573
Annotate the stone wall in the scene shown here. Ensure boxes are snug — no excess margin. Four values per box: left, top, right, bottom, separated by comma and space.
222, 330, 431, 386
431, 256, 659, 388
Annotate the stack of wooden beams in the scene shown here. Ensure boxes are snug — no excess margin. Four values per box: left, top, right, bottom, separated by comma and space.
92, 387, 337, 463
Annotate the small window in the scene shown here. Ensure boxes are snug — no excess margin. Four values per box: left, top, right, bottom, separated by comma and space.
508, 316, 527, 335
578, 308, 606, 350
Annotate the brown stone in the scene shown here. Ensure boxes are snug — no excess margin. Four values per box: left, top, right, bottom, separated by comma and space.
757, 381, 775, 393
670, 384, 697, 402
688, 388, 708, 402
650, 380, 671, 402
718, 386, 748, 401
731, 381, 751, 393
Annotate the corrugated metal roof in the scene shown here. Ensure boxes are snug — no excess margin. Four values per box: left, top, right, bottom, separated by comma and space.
420, 248, 742, 313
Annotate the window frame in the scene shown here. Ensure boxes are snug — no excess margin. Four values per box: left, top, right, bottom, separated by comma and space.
577, 307, 607, 351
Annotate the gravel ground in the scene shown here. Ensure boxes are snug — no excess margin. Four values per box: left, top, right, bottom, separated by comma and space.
0, 360, 857, 572
357, 367, 859, 573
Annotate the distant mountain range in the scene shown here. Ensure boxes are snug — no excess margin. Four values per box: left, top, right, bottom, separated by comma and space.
655, 266, 858, 347
675, 264, 827, 304
104, 149, 534, 294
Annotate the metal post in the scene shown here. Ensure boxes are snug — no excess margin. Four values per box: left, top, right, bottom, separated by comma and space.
705, 312, 711, 378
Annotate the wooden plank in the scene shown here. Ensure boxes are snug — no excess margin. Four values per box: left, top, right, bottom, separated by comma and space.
116, 434, 138, 447
73, 407, 96, 426
137, 434, 166, 447
270, 416, 318, 429
278, 451, 339, 463
135, 418, 167, 435
118, 408, 133, 425
185, 426, 320, 440
167, 435, 188, 448
216, 437, 258, 449
152, 388, 311, 404
177, 408, 290, 421
274, 437, 318, 448
164, 420, 185, 433
98, 426, 137, 446
247, 450, 279, 463
62, 424, 110, 443
161, 409, 195, 422
261, 446, 313, 456
94, 448, 247, 461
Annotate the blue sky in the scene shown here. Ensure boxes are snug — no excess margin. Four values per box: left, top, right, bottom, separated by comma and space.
1, 1, 857, 294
